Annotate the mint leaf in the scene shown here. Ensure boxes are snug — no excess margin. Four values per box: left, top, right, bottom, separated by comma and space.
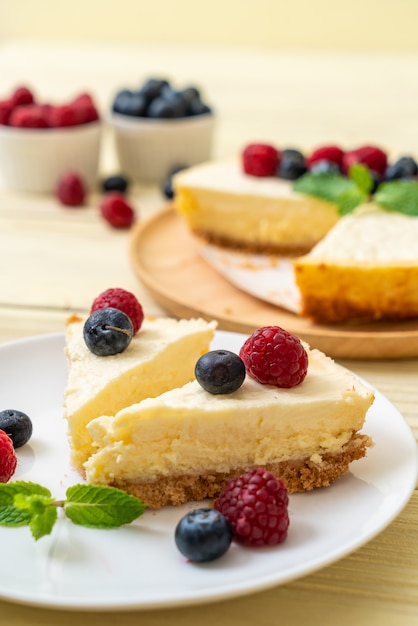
64, 484, 146, 529
374, 180, 418, 216
0, 481, 146, 540
30, 506, 58, 541
293, 172, 356, 202
337, 187, 369, 216
293, 172, 366, 215
0, 481, 52, 526
348, 163, 374, 195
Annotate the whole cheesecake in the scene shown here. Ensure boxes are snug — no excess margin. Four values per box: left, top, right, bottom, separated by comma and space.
294, 205, 418, 323
64, 315, 216, 470
173, 160, 340, 255
84, 344, 374, 508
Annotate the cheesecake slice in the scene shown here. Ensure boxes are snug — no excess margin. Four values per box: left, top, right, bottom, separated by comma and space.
294, 205, 418, 323
173, 160, 340, 255
64, 315, 216, 470
85, 345, 374, 508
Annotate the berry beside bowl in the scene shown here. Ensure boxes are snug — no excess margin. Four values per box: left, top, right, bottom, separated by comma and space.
108, 77, 216, 184
0, 86, 102, 193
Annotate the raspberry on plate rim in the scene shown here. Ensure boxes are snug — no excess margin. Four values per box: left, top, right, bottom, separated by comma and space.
214, 468, 289, 547
0, 429, 17, 483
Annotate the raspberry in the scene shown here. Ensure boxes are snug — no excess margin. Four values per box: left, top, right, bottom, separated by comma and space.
0, 430, 17, 483
99, 192, 136, 228
242, 143, 279, 177
56, 172, 86, 206
307, 145, 345, 169
9, 104, 49, 128
72, 102, 99, 125
0, 100, 13, 125
239, 325, 308, 388
91, 287, 144, 334
72, 93, 95, 108
214, 468, 289, 547
48, 104, 79, 127
11, 86, 35, 107
342, 145, 388, 177
69, 93, 99, 124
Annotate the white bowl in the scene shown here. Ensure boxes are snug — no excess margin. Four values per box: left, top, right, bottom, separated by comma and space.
108, 112, 216, 184
0, 121, 102, 193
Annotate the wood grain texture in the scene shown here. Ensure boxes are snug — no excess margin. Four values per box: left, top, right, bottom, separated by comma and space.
130, 207, 418, 360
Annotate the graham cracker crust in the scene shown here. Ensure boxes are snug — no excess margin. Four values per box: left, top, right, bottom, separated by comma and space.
103, 432, 372, 509
193, 229, 314, 257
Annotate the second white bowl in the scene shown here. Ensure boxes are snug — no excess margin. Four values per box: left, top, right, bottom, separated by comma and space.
109, 112, 216, 184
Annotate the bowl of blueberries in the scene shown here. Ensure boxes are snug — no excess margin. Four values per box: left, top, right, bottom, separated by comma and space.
108, 77, 215, 184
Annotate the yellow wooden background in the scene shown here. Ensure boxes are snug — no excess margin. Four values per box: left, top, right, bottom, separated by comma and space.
0, 0, 418, 50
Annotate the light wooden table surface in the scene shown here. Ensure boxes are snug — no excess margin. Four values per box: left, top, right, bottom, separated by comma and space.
0, 41, 417, 626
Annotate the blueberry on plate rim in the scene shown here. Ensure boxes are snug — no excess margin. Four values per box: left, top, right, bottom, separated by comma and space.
175, 507, 233, 562
0, 409, 33, 448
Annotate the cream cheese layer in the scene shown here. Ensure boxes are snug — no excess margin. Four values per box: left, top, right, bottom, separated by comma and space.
85, 348, 374, 484
173, 160, 340, 249
301, 205, 418, 265
64, 316, 216, 469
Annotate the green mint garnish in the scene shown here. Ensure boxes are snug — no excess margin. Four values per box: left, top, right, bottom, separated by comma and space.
348, 163, 374, 195
293, 172, 367, 215
374, 180, 418, 216
64, 484, 146, 529
293, 165, 418, 217
0, 481, 146, 540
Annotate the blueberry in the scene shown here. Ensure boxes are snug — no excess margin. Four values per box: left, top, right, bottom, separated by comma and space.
175, 508, 233, 562
112, 90, 147, 117
83, 308, 133, 356
161, 89, 189, 116
0, 409, 33, 449
101, 175, 130, 194
278, 149, 307, 180
385, 156, 418, 181
161, 164, 188, 199
310, 159, 341, 175
369, 170, 382, 193
195, 350, 246, 394
187, 99, 212, 116
111, 89, 132, 111
139, 78, 170, 103
180, 86, 200, 104
147, 94, 187, 118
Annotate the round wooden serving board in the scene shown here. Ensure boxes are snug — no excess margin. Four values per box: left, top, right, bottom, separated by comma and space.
130, 206, 418, 360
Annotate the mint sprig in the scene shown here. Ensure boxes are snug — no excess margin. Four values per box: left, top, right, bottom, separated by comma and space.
0, 481, 146, 540
293, 163, 418, 217
293, 168, 368, 215
374, 180, 418, 216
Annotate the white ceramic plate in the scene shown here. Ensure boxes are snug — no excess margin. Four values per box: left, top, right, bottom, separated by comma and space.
198, 240, 302, 313
0, 332, 416, 611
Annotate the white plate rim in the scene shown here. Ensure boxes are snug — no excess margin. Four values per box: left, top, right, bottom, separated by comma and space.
0, 331, 416, 612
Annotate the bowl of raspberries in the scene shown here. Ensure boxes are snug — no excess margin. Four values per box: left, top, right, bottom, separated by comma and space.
0, 85, 102, 193
108, 77, 215, 184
